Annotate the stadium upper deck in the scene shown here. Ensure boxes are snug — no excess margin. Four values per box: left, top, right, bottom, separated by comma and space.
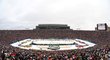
35, 24, 70, 29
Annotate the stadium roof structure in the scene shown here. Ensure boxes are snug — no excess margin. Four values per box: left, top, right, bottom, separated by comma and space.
39, 24, 68, 27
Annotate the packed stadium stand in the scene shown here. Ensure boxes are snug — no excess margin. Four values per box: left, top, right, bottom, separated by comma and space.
0, 24, 110, 60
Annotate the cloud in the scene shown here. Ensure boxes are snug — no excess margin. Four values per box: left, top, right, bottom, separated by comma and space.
0, 0, 110, 30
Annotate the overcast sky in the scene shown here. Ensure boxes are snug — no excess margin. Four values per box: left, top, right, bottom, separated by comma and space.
0, 0, 110, 30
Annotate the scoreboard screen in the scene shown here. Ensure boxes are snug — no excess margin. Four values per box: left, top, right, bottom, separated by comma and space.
97, 23, 107, 30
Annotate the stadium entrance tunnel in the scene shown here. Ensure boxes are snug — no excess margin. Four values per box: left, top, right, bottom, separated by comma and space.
11, 39, 96, 51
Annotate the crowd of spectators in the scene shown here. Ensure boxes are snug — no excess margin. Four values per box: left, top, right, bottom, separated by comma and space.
0, 44, 110, 60
0, 29, 110, 60
0, 29, 110, 47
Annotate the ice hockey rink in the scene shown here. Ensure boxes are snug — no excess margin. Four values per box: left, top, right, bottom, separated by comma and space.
11, 39, 96, 51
